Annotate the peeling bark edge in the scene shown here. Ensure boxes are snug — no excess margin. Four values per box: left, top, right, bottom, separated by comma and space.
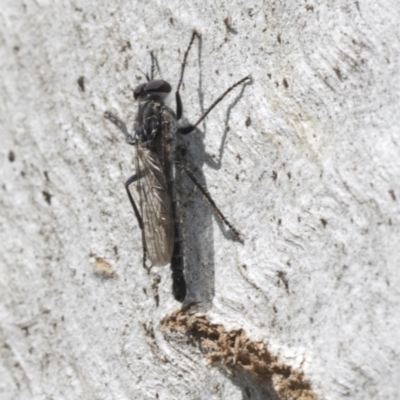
161, 309, 316, 400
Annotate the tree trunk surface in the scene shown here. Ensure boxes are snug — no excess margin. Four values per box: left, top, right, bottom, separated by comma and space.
1, 1, 399, 399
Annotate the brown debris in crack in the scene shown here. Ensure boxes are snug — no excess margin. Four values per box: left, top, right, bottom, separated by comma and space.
161, 309, 316, 400
92, 256, 117, 278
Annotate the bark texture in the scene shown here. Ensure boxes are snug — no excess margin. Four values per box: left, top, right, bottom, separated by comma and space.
1, 1, 399, 399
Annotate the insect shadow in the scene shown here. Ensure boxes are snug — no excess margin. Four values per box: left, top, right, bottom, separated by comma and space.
179, 37, 251, 310
104, 31, 251, 308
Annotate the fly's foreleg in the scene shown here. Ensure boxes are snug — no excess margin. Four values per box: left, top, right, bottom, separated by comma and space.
104, 111, 136, 145
175, 30, 200, 120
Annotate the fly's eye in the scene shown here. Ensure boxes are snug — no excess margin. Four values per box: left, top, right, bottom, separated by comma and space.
134, 83, 146, 99
145, 80, 172, 95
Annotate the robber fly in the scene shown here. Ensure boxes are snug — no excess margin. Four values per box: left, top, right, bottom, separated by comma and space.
104, 31, 250, 302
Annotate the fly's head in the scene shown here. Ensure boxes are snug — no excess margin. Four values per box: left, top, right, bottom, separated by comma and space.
134, 80, 172, 102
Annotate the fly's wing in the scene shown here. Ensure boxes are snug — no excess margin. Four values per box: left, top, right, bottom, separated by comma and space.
134, 142, 174, 266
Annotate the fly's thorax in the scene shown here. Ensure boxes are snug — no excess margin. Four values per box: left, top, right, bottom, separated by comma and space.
135, 99, 163, 147
135, 99, 178, 146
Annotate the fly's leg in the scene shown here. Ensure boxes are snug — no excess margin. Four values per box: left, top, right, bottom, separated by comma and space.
178, 75, 252, 135
175, 30, 200, 120
176, 143, 240, 238
182, 165, 241, 238
125, 174, 143, 230
104, 111, 136, 145
105, 112, 147, 266
174, 31, 250, 128
125, 174, 148, 271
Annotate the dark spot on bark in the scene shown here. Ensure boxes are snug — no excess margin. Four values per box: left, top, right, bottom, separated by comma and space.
245, 116, 251, 127
42, 191, 52, 205
120, 41, 131, 52
320, 218, 327, 227
272, 171, 277, 180
77, 76, 85, 92
389, 189, 396, 201
8, 151, 15, 162
333, 66, 342, 81
283, 78, 289, 88
277, 270, 289, 293
223, 17, 238, 34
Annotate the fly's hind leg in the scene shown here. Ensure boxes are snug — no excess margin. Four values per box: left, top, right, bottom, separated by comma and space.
105, 111, 148, 267
125, 174, 149, 271
176, 144, 241, 239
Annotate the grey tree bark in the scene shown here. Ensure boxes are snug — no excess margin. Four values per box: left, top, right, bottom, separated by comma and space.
1, 1, 399, 399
